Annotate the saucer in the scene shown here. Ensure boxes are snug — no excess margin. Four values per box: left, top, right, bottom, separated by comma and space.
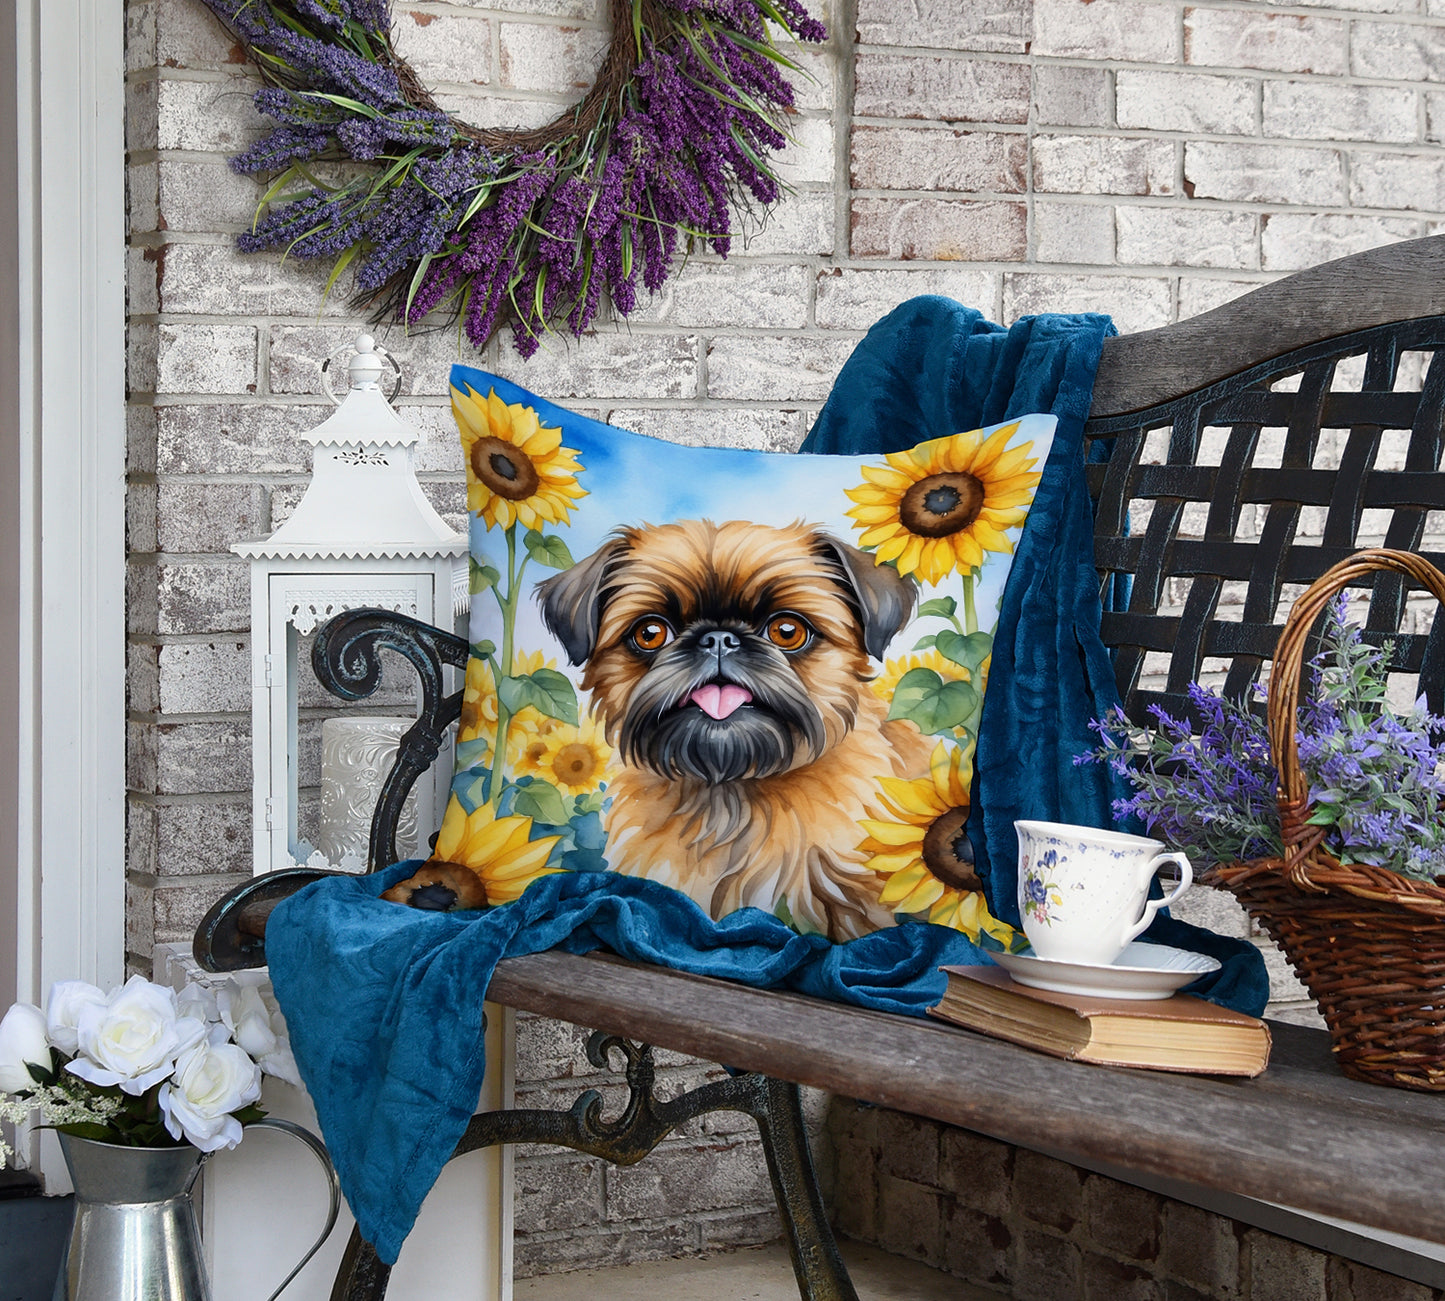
991, 942, 1222, 1001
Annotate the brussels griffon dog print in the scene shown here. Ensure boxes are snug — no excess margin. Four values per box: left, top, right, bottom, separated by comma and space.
533, 519, 934, 940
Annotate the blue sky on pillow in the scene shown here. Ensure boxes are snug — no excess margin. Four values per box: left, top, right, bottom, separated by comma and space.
438, 363, 1056, 945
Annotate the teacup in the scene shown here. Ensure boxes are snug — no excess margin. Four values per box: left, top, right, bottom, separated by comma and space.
1015, 820, 1193, 966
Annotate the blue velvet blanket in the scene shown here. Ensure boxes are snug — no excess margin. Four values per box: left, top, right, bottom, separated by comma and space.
266, 300, 1268, 1265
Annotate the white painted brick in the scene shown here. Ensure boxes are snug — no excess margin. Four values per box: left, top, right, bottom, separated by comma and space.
1351, 20, 1445, 82
492, 332, 700, 400
127, 76, 158, 152
158, 641, 251, 715
1272, 0, 1419, 11
606, 407, 809, 452
1185, 9, 1348, 75
1261, 212, 1421, 271
156, 324, 257, 396
1034, 65, 1114, 129
736, 192, 834, 256
1262, 80, 1417, 144
1185, 141, 1345, 206
852, 126, 1026, 193
1033, 136, 1175, 197
854, 54, 1032, 125
1349, 153, 1445, 213
128, 482, 157, 554
851, 198, 1027, 261
815, 267, 999, 329
1427, 91, 1445, 145
157, 482, 267, 553
129, 403, 158, 476
152, 0, 243, 68
130, 323, 159, 395
127, 1, 157, 74
155, 403, 316, 475
1177, 276, 1263, 321
1116, 206, 1259, 270
156, 160, 260, 233
155, 76, 265, 153
1035, 202, 1115, 265
393, 10, 493, 88
629, 262, 811, 329
434, 90, 558, 133
156, 561, 251, 634
128, 164, 159, 236
856, 0, 1031, 54
152, 722, 251, 796
154, 241, 343, 318
788, 49, 837, 116
129, 246, 159, 316
1115, 70, 1256, 135
1033, 0, 1180, 63
1002, 272, 1172, 334
498, 22, 607, 94
773, 115, 836, 187
707, 335, 859, 401
459, 0, 598, 15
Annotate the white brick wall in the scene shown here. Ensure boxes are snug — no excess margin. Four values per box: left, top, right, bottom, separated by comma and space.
125, 0, 1445, 1274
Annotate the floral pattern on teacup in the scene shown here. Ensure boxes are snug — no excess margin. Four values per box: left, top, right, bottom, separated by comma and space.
1021, 849, 1061, 925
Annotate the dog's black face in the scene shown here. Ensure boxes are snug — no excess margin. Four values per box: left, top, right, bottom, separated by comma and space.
535, 520, 918, 785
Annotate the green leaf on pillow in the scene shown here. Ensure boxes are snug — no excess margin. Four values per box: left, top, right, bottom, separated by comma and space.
454, 738, 490, 771
887, 668, 979, 735
935, 630, 993, 673
471, 640, 495, 661
499, 668, 579, 726
470, 557, 501, 595
512, 780, 569, 828
911, 634, 938, 651
916, 596, 958, 620
523, 529, 575, 571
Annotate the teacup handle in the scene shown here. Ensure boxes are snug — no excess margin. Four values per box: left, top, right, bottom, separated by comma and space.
1120, 851, 1193, 948
243, 1116, 342, 1301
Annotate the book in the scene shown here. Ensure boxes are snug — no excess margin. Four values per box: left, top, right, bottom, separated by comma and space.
929, 966, 1272, 1076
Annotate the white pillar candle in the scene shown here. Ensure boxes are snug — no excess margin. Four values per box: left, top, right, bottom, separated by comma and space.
317, 717, 421, 868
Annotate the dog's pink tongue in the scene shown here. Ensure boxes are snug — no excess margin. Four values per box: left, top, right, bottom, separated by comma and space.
691, 683, 752, 719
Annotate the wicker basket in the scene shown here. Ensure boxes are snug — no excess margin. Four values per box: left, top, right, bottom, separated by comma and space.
1203, 548, 1445, 1092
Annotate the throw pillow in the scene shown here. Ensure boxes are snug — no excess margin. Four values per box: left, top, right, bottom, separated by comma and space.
387, 363, 1057, 944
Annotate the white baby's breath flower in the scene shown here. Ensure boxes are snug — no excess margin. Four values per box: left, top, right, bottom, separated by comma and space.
0, 1004, 51, 1095
45, 981, 107, 1057
68, 975, 205, 1097
218, 974, 301, 1088
159, 1036, 262, 1153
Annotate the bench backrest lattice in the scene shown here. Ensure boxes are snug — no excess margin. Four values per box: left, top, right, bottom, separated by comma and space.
1085, 317, 1445, 729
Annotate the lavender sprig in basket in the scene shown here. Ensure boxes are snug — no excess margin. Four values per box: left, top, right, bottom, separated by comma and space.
1081, 549, 1445, 1093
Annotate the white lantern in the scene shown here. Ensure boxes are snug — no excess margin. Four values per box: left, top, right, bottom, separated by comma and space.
234, 334, 467, 876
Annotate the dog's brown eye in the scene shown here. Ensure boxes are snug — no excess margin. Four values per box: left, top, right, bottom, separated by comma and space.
629, 618, 673, 652
765, 615, 810, 652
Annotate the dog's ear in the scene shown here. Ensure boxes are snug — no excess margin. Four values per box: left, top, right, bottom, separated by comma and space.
814, 533, 918, 660
535, 535, 630, 665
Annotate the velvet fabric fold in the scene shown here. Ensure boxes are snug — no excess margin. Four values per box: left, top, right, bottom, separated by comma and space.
265, 297, 1269, 1266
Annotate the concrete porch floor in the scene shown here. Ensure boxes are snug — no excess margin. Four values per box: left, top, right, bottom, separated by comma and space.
517, 1238, 999, 1300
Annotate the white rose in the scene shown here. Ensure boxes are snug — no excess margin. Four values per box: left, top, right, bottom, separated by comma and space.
159, 1036, 262, 1153
218, 974, 301, 1088
176, 982, 218, 1027
45, 981, 107, 1056
68, 975, 205, 1096
0, 1003, 51, 1094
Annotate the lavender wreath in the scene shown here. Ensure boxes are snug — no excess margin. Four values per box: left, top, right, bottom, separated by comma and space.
197, 0, 825, 357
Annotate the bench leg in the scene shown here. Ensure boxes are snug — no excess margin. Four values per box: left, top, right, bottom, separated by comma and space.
753, 1075, 861, 1301
327, 1036, 857, 1301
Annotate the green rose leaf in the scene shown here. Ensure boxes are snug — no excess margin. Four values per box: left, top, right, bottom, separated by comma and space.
887, 667, 979, 736
499, 668, 579, 726
512, 780, 570, 828
935, 629, 993, 673
469, 557, 501, 595
523, 529, 575, 571
916, 596, 958, 620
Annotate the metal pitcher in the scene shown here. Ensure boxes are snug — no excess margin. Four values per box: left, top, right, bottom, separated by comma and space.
53, 1120, 339, 1301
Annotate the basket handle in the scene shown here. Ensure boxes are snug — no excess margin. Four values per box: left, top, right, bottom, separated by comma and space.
1267, 548, 1445, 884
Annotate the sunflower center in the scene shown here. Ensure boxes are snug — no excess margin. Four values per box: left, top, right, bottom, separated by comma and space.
552, 742, 599, 785
900, 472, 985, 539
921, 806, 983, 892
471, 435, 540, 500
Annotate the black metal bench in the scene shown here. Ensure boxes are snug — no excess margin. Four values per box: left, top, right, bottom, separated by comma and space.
195, 235, 1445, 1300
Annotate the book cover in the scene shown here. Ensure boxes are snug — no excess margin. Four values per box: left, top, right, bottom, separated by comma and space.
929, 965, 1271, 1076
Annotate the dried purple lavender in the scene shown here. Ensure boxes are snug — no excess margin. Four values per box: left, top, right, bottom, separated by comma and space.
196, 0, 825, 356
1076, 597, 1445, 882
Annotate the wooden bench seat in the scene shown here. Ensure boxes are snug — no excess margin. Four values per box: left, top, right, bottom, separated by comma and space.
196, 233, 1445, 1300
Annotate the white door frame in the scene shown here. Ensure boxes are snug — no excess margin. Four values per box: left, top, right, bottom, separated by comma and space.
0, 0, 128, 1174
